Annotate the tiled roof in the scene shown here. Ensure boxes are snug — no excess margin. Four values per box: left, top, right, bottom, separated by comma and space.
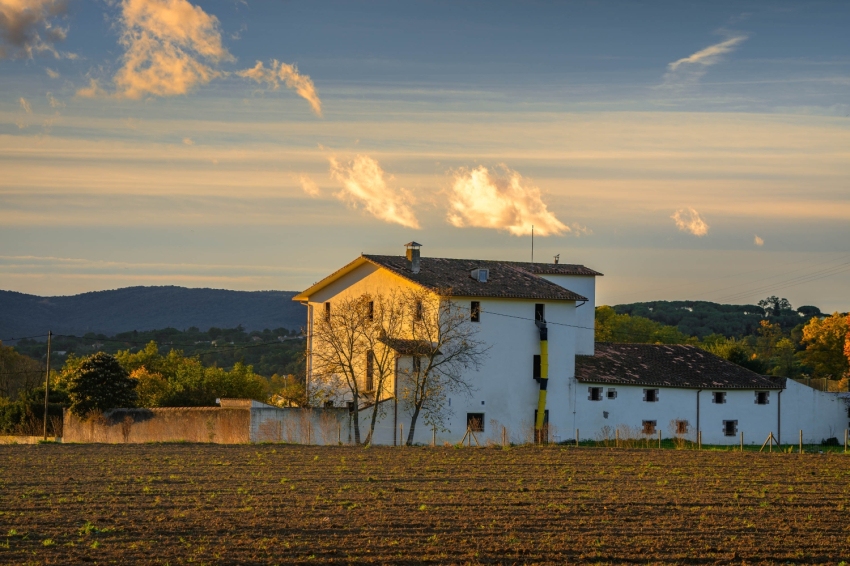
362, 255, 589, 301
499, 261, 603, 277
575, 343, 784, 390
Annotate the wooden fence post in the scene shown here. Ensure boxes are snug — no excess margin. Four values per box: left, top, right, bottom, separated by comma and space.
575, 428, 579, 447
658, 430, 661, 449
338, 423, 341, 445
615, 428, 619, 448
740, 431, 743, 452
400, 423, 403, 447
432, 426, 436, 447
698, 431, 702, 450
799, 429, 803, 454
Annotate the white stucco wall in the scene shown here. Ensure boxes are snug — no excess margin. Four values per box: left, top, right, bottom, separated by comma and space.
540, 274, 596, 356
568, 380, 850, 446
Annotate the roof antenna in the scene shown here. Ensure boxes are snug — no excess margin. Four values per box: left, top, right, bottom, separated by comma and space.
554, 254, 560, 265
531, 225, 534, 263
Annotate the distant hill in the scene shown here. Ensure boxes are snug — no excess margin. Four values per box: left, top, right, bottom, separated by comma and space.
611, 300, 818, 339
0, 286, 306, 340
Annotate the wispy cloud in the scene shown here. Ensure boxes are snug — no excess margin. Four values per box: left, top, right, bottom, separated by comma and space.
108, 0, 233, 99
18, 96, 31, 113
238, 60, 323, 117
664, 34, 747, 86
754, 235, 764, 246
0, 0, 71, 59
447, 165, 567, 236
44, 66, 58, 78
671, 207, 709, 236
299, 174, 320, 197
182, 137, 194, 145
329, 155, 419, 229
46, 92, 63, 108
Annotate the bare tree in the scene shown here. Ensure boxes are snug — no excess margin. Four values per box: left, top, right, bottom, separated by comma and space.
361, 291, 406, 445
310, 294, 370, 444
398, 288, 488, 445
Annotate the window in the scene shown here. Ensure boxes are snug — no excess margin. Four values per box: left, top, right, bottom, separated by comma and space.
324, 301, 331, 321
367, 301, 374, 321
675, 420, 688, 435
723, 420, 738, 437
533, 355, 541, 380
642, 420, 657, 435
415, 300, 423, 321
412, 356, 421, 375
588, 387, 603, 401
607, 388, 617, 399
755, 391, 769, 405
643, 389, 659, 402
467, 413, 484, 432
470, 301, 480, 322
713, 392, 726, 404
365, 351, 374, 392
535, 303, 545, 322
470, 268, 489, 283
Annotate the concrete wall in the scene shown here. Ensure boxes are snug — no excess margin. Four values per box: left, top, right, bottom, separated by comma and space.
63, 407, 251, 443
250, 407, 349, 445
780, 380, 850, 444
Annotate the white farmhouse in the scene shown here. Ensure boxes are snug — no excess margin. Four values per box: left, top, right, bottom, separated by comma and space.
294, 243, 849, 446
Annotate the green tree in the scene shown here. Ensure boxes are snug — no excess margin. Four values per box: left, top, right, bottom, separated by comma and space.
65, 352, 139, 416
595, 306, 691, 344
758, 296, 792, 317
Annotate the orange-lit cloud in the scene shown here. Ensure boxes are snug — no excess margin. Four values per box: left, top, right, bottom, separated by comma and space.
108, 0, 232, 99
238, 60, 323, 117
329, 155, 419, 229
447, 165, 567, 236
0, 0, 69, 59
671, 207, 709, 236
299, 174, 320, 197
754, 235, 764, 246
18, 96, 31, 113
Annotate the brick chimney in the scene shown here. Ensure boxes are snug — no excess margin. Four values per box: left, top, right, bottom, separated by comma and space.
405, 241, 422, 274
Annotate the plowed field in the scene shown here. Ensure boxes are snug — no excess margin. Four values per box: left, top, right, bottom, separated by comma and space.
1, 444, 849, 564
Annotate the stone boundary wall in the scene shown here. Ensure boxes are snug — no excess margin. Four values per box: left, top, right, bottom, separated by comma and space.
251, 407, 349, 444
63, 407, 251, 444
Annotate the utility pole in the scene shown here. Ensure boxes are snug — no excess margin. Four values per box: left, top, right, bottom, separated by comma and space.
43, 330, 52, 441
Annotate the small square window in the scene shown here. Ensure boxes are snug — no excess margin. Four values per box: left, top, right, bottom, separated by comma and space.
643, 389, 659, 402
642, 420, 657, 435
607, 388, 617, 399
467, 413, 484, 432
712, 392, 726, 404
675, 420, 688, 435
723, 420, 738, 437
755, 391, 769, 405
588, 387, 603, 401
470, 301, 480, 322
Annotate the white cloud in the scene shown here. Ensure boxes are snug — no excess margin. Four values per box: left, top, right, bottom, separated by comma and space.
110, 0, 233, 99
329, 155, 419, 229
44, 66, 58, 78
0, 0, 70, 59
18, 96, 31, 113
46, 92, 63, 108
754, 235, 764, 246
238, 60, 322, 117
664, 35, 747, 86
446, 165, 568, 237
671, 207, 709, 236
299, 174, 320, 197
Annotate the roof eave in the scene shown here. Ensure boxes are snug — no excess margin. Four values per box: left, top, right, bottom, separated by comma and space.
292, 256, 370, 302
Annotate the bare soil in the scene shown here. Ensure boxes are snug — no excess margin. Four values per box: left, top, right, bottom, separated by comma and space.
1, 444, 848, 564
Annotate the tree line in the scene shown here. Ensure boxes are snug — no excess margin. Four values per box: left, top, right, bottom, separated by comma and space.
597, 296, 850, 383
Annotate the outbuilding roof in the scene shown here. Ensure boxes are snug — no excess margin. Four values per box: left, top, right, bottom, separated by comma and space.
575, 343, 785, 390
361, 255, 589, 301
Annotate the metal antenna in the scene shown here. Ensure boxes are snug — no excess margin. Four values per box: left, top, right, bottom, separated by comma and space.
43, 330, 51, 441
531, 225, 534, 263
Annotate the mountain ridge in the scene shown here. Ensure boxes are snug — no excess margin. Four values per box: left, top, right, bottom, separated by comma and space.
0, 286, 306, 340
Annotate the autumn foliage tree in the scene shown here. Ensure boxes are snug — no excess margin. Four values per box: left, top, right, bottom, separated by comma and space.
799, 313, 850, 380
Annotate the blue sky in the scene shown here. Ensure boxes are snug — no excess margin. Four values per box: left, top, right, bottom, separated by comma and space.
1, 0, 849, 311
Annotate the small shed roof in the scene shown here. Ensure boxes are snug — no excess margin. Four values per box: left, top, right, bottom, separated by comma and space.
576, 343, 784, 390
